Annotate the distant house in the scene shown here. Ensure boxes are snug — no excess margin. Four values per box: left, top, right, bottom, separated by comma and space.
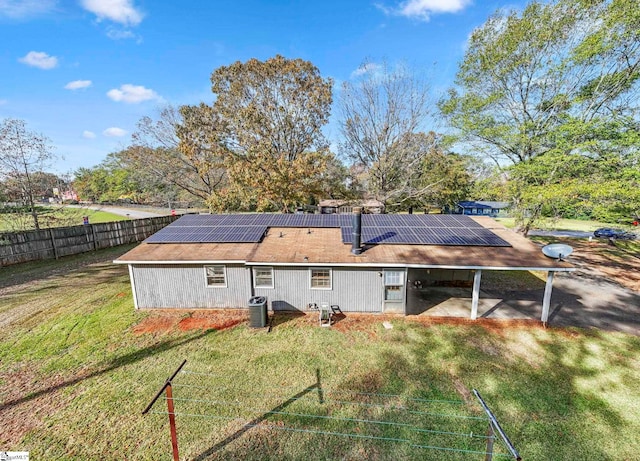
456, 201, 510, 217
317, 199, 348, 214
115, 210, 572, 322
317, 199, 385, 214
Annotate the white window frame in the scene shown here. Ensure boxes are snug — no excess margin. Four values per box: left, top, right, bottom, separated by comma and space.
310, 268, 332, 290
204, 265, 227, 288
253, 267, 274, 289
383, 269, 404, 301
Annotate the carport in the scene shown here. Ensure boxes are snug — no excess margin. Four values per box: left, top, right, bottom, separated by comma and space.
404, 266, 572, 322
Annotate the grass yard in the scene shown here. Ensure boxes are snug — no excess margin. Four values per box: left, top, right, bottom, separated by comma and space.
494, 217, 633, 232
0, 206, 127, 232
1, 247, 640, 460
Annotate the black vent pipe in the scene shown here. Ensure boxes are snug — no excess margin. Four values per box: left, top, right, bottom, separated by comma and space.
351, 207, 362, 255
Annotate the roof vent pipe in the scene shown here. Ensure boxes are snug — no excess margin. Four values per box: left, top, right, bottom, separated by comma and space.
351, 207, 362, 255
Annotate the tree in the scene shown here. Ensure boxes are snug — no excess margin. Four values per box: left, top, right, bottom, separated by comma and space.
412, 135, 475, 212
439, 0, 640, 233
0, 118, 57, 229
208, 55, 334, 212
3, 171, 60, 203
338, 61, 432, 207
128, 104, 228, 204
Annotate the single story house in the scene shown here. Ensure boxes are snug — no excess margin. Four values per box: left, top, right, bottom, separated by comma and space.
114, 210, 573, 322
456, 201, 510, 217
318, 199, 385, 214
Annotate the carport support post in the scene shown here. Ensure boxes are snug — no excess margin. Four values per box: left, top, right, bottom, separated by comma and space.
541, 271, 555, 324
471, 269, 482, 320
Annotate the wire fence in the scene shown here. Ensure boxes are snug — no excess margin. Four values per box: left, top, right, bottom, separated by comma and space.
144, 362, 521, 460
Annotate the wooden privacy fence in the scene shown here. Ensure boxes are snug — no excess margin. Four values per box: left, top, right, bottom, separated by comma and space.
0, 215, 179, 267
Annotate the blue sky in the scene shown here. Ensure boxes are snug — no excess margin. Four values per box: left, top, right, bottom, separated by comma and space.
0, 0, 519, 175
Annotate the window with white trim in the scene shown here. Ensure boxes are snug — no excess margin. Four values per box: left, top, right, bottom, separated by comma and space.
384, 270, 404, 301
310, 268, 332, 289
205, 265, 226, 287
254, 267, 274, 288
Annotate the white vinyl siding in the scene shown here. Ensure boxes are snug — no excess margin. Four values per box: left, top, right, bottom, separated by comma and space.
205, 265, 226, 287
310, 268, 332, 290
254, 267, 274, 288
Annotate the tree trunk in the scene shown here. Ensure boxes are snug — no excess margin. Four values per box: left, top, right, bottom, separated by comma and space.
31, 209, 40, 230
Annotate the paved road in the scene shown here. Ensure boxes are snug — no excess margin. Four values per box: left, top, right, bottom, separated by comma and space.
68, 204, 167, 219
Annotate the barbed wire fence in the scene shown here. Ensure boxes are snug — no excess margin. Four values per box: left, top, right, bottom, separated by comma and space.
143, 360, 521, 460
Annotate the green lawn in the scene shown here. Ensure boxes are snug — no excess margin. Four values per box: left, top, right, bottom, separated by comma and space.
494, 217, 634, 232
0, 206, 127, 232
1, 247, 639, 460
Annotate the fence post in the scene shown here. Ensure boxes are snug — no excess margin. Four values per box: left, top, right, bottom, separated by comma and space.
49, 228, 58, 260
143, 360, 187, 461
473, 389, 521, 460
166, 383, 179, 461
485, 422, 495, 461
91, 224, 98, 251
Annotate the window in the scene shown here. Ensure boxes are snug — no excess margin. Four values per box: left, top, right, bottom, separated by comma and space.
384, 270, 404, 301
205, 265, 226, 287
254, 267, 274, 288
385, 286, 403, 301
310, 268, 332, 289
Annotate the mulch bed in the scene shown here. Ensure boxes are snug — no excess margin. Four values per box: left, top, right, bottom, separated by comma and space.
132, 309, 247, 335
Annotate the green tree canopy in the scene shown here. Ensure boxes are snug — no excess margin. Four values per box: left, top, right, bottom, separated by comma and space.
440, 0, 640, 232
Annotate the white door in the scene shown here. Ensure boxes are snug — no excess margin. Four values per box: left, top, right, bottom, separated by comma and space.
383, 269, 405, 313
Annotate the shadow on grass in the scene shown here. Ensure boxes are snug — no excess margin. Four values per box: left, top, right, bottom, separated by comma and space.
160, 323, 640, 461
268, 311, 307, 330
192, 369, 323, 460
0, 329, 213, 412
389, 325, 635, 460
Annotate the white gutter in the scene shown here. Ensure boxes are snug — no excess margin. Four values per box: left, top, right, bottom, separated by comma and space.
115, 259, 574, 272
249, 262, 575, 272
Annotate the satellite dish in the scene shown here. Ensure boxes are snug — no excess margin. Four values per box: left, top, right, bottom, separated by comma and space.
542, 243, 574, 261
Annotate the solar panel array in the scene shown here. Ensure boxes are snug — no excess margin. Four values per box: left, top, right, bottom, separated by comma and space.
146, 213, 511, 247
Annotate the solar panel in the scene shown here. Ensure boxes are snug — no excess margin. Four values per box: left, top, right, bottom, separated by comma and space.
147, 213, 510, 247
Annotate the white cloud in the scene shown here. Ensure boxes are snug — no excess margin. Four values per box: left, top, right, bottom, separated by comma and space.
65, 80, 92, 90
0, 0, 56, 19
18, 51, 58, 69
0, 99, 7, 105
378, 0, 471, 21
107, 84, 161, 103
103, 127, 127, 137
351, 62, 382, 78
82, 130, 96, 139
80, 0, 143, 26
106, 27, 138, 40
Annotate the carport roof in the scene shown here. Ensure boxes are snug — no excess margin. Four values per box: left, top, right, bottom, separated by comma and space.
115, 216, 573, 272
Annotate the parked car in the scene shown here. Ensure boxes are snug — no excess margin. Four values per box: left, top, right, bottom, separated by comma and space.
593, 228, 637, 240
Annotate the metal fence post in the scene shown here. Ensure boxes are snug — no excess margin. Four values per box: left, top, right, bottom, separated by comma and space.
473, 389, 521, 460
